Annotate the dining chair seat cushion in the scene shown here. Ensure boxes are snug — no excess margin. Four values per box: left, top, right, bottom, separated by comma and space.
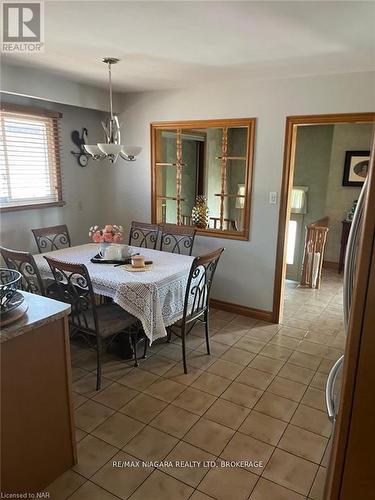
78, 303, 139, 338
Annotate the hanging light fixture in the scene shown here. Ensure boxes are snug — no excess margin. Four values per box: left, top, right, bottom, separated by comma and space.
84, 58, 142, 164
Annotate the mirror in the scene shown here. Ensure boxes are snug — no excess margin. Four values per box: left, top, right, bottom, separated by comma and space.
151, 118, 255, 240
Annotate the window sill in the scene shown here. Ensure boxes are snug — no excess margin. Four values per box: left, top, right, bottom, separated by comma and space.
0, 201, 66, 213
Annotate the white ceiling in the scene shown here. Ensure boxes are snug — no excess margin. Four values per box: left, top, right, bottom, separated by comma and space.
3, 1, 375, 92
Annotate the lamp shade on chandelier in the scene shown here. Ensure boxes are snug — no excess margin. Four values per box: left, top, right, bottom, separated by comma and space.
84, 58, 142, 164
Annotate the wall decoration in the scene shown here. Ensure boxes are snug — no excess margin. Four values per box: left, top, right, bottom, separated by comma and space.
71, 127, 89, 167
342, 150, 369, 187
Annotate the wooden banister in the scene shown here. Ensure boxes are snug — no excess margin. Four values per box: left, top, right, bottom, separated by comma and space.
300, 217, 330, 289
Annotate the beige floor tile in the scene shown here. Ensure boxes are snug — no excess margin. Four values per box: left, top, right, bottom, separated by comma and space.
129, 469, 193, 500
72, 392, 88, 410
191, 372, 231, 396
249, 355, 285, 375
124, 425, 178, 461
318, 357, 336, 374
288, 351, 322, 371
44, 470, 85, 499
301, 387, 326, 411
75, 400, 115, 432
150, 404, 200, 438
254, 392, 298, 422
269, 334, 300, 350
76, 428, 87, 442
163, 364, 204, 386
92, 382, 139, 410
245, 328, 275, 343
309, 466, 327, 500
263, 448, 318, 495
267, 377, 307, 402
68, 481, 119, 500
172, 387, 217, 415
239, 410, 287, 445
278, 363, 315, 385
139, 355, 176, 376
220, 346, 256, 366
297, 340, 328, 357
196, 340, 230, 356
157, 343, 192, 361
204, 398, 250, 429
260, 344, 293, 362
235, 366, 275, 390
72, 366, 91, 382
118, 369, 159, 391
249, 477, 305, 500
206, 358, 244, 380
221, 432, 274, 475
72, 373, 112, 398
162, 441, 215, 487
187, 352, 218, 370
119, 393, 167, 423
144, 378, 186, 402
291, 404, 332, 438
100, 359, 135, 381
184, 418, 235, 455
73, 435, 118, 478
234, 337, 266, 354
278, 424, 328, 463
220, 382, 263, 408
213, 330, 243, 346
92, 451, 153, 498
92, 412, 144, 448
277, 326, 308, 339
198, 466, 258, 500
72, 350, 98, 371
190, 491, 215, 500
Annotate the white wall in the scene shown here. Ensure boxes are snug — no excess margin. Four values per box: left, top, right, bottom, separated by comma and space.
0, 94, 110, 253
1, 63, 122, 112
112, 71, 375, 312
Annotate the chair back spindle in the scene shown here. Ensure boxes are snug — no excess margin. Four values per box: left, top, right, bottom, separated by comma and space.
32, 224, 71, 253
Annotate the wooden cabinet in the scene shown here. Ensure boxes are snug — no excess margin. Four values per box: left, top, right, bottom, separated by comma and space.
0, 293, 75, 493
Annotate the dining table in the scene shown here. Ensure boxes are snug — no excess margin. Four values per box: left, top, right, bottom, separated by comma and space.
33, 243, 195, 343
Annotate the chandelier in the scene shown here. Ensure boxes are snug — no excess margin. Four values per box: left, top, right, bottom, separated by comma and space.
84, 58, 141, 164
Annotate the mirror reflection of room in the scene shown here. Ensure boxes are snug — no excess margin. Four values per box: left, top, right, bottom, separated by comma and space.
153, 121, 252, 237
286, 122, 374, 289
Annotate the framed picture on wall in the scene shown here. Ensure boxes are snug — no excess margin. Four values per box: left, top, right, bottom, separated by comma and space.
342, 150, 370, 187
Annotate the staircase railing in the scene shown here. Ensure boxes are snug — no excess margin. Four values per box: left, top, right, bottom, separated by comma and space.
300, 216, 329, 289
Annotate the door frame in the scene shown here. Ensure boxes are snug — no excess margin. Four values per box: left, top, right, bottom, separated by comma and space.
272, 112, 375, 323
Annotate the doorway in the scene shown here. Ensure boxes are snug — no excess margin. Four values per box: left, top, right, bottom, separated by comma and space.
273, 113, 375, 324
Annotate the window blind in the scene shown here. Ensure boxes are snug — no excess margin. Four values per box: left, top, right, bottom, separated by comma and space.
0, 106, 63, 210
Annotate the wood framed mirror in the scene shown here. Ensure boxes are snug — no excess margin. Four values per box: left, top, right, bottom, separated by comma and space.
151, 118, 256, 240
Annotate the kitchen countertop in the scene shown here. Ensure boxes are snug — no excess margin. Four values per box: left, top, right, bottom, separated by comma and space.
1, 291, 71, 343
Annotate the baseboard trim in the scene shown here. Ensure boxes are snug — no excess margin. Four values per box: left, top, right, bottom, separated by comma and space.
210, 299, 274, 323
323, 260, 339, 271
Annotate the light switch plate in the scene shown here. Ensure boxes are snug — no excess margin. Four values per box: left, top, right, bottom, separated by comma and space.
269, 192, 278, 204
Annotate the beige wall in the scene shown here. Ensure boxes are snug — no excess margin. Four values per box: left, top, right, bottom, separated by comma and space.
325, 123, 374, 262
0, 94, 110, 253
113, 71, 375, 312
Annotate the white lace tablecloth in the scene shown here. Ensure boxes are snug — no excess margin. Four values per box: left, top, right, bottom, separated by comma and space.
33, 244, 194, 343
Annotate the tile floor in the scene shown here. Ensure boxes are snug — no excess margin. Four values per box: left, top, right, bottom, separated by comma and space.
46, 270, 345, 500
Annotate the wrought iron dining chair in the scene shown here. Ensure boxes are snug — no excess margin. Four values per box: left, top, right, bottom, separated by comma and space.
0, 246, 46, 296
44, 256, 146, 390
159, 223, 196, 256
31, 224, 71, 253
167, 247, 224, 373
128, 221, 159, 249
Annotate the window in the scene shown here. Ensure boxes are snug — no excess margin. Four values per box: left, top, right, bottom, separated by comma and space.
0, 104, 63, 211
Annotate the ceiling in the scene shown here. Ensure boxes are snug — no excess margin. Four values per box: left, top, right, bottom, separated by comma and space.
3, 1, 375, 92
